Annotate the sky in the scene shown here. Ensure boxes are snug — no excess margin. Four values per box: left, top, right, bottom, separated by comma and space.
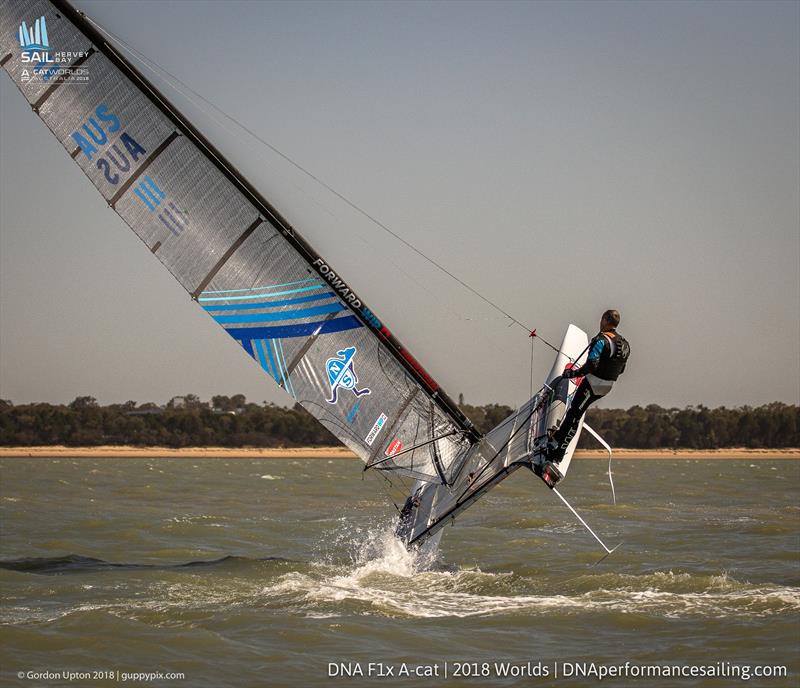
1, 0, 798, 411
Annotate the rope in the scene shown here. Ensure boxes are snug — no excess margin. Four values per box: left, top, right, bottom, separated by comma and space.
83, 11, 567, 356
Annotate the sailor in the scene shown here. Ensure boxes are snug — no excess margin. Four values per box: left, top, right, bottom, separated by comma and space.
540, 309, 630, 486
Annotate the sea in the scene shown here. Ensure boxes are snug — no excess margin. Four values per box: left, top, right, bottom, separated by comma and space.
0, 457, 798, 688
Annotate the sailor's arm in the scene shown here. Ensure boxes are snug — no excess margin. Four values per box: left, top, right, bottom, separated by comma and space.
563, 337, 605, 378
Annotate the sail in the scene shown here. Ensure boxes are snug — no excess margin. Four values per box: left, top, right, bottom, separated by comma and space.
399, 325, 589, 546
0, 0, 478, 481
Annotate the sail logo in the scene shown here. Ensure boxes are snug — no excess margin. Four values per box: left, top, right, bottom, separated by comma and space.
72, 104, 148, 184
312, 258, 362, 310
17, 14, 57, 81
71, 105, 187, 237
133, 177, 187, 236
134, 177, 165, 209
17, 13, 90, 84
325, 346, 371, 404
385, 439, 403, 456
360, 306, 381, 329
365, 413, 388, 447
18, 15, 49, 53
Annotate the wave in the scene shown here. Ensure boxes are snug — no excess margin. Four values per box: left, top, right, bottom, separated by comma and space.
0, 554, 294, 575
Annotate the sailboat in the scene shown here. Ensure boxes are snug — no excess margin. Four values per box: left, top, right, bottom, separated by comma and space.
1, 0, 614, 552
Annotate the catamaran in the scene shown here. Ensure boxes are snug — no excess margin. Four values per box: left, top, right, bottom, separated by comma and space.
1, 0, 618, 555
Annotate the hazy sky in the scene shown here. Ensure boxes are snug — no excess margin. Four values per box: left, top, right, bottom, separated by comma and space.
1, 0, 798, 410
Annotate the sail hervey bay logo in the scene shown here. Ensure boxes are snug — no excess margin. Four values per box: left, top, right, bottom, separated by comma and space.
325, 347, 371, 404
18, 15, 49, 54
17, 14, 89, 84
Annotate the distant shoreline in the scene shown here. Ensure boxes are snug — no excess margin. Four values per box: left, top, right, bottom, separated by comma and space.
0, 446, 797, 459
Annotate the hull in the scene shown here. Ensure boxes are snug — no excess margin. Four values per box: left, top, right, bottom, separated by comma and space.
397, 325, 590, 548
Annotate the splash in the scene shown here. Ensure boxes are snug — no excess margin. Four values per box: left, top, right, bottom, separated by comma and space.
260, 524, 534, 617
349, 525, 440, 577
320, 519, 442, 576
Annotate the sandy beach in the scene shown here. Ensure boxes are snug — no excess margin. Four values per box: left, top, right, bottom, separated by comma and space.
0, 446, 797, 459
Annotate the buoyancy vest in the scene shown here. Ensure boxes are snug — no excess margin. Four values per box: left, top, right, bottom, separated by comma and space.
593, 330, 630, 381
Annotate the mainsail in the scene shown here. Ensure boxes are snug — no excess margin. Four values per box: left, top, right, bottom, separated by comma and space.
0, 0, 479, 484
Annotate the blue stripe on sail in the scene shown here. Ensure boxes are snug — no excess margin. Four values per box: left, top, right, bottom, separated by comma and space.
262, 340, 281, 382
213, 302, 345, 324
277, 339, 296, 398
202, 291, 336, 312
254, 339, 271, 378
229, 315, 362, 342
199, 285, 325, 302
202, 278, 319, 295
265, 338, 280, 383
272, 339, 290, 396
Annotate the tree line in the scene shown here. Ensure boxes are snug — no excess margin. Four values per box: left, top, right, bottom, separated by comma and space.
0, 396, 796, 449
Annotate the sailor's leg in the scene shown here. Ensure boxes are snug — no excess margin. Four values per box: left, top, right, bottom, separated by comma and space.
545, 376, 571, 437
548, 379, 600, 461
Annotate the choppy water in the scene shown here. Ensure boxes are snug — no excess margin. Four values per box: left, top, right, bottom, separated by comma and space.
1, 458, 798, 687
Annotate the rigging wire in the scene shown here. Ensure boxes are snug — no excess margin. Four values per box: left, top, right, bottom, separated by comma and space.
374, 471, 401, 513
455, 384, 547, 501
529, 336, 535, 401
368, 459, 415, 514
82, 12, 565, 356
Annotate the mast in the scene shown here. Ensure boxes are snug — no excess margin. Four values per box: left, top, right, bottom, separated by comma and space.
51, 0, 479, 443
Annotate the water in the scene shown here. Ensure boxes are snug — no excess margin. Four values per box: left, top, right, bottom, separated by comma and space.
1, 458, 798, 687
